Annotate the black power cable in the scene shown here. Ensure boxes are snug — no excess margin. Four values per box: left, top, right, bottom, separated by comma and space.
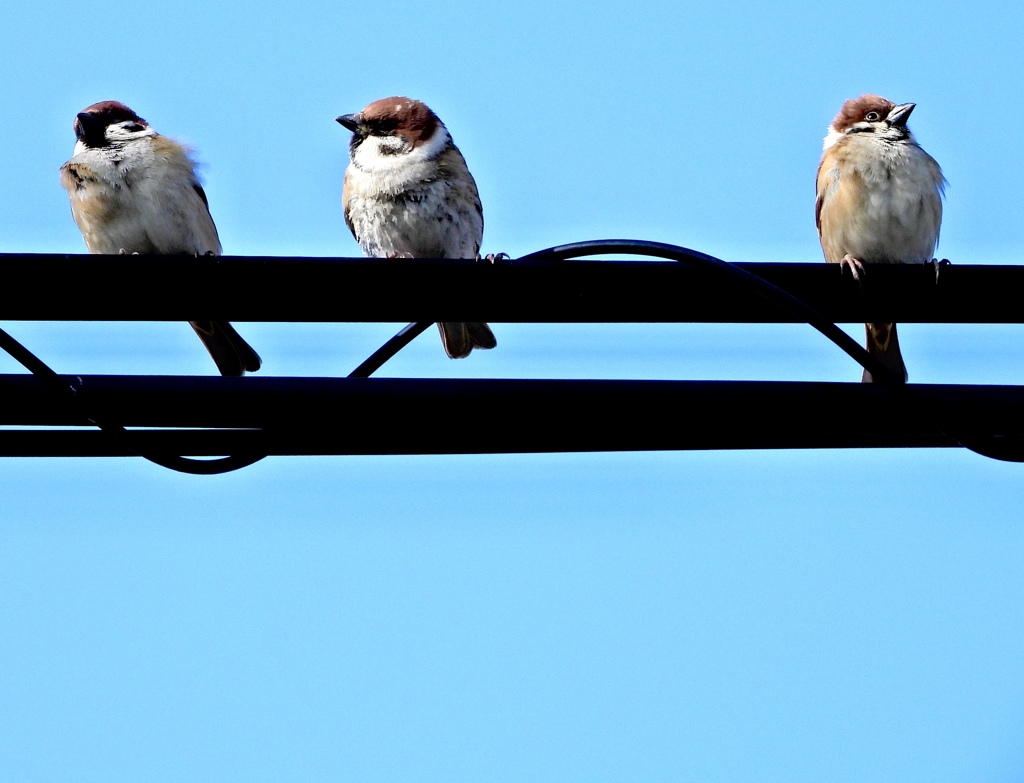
0, 239, 1019, 470
517, 239, 905, 386
349, 321, 432, 378
517, 239, 1024, 462
0, 327, 265, 474
0, 318, 436, 473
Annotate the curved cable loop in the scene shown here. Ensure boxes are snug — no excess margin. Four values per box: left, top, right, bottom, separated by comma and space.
0, 327, 265, 475
1, 241, 1020, 465
0, 316, 440, 473
945, 434, 1024, 463
520, 239, 1024, 462
518, 239, 905, 387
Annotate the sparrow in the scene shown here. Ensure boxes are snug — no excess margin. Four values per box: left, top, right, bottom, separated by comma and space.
336, 96, 496, 359
816, 94, 945, 383
59, 100, 261, 376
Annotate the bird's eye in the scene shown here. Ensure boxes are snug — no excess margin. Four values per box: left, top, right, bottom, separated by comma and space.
123, 122, 145, 132
864, 112, 880, 121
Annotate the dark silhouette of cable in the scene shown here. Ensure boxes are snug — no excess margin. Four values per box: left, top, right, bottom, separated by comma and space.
1, 239, 1019, 469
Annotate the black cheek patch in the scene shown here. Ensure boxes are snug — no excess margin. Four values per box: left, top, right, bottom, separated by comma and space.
78, 126, 111, 148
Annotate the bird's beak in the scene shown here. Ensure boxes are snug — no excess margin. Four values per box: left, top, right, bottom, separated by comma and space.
335, 113, 361, 132
887, 103, 916, 127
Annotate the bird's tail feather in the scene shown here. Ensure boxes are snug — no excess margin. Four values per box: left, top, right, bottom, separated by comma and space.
437, 322, 497, 359
189, 320, 262, 376
862, 322, 907, 384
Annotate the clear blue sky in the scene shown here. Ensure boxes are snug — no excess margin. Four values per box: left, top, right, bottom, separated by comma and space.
2, 1, 1024, 781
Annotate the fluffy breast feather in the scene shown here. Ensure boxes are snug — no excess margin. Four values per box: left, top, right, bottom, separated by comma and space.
816, 134, 944, 264
60, 134, 220, 255
343, 144, 483, 259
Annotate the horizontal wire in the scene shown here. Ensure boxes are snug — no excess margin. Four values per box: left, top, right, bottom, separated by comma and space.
0, 240, 1019, 469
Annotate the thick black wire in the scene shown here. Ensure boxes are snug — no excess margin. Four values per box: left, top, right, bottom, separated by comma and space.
518, 239, 905, 386
1, 242, 1020, 466
0, 317, 438, 473
519, 239, 1024, 462
352, 242, 903, 384
0, 327, 264, 474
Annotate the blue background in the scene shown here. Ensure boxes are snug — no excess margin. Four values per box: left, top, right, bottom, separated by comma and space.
1, 0, 1023, 780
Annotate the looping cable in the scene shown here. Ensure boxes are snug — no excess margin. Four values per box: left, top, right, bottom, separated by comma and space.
520, 239, 1024, 462
518, 239, 905, 387
0, 327, 266, 474
1, 241, 1019, 468
0, 317, 438, 474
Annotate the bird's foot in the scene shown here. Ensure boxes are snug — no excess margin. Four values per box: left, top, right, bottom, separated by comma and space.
483, 252, 510, 263
931, 257, 950, 283
117, 248, 139, 255
386, 251, 415, 259
839, 254, 865, 281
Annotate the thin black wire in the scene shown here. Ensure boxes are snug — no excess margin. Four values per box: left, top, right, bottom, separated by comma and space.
349, 322, 432, 378
520, 239, 1024, 462
0, 327, 265, 474
0, 317, 435, 473
518, 239, 905, 386
349, 241, 905, 384
1, 242, 1020, 467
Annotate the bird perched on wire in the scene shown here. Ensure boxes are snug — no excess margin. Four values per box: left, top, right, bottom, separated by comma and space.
337, 96, 496, 359
59, 100, 261, 376
815, 94, 945, 383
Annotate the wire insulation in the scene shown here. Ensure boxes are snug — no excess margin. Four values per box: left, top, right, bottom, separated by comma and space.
519, 240, 1024, 462
1, 241, 1019, 468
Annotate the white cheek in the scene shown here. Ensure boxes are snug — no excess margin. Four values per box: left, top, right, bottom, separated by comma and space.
411, 126, 450, 160
107, 126, 155, 143
352, 141, 403, 174
822, 127, 842, 151
352, 127, 451, 174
